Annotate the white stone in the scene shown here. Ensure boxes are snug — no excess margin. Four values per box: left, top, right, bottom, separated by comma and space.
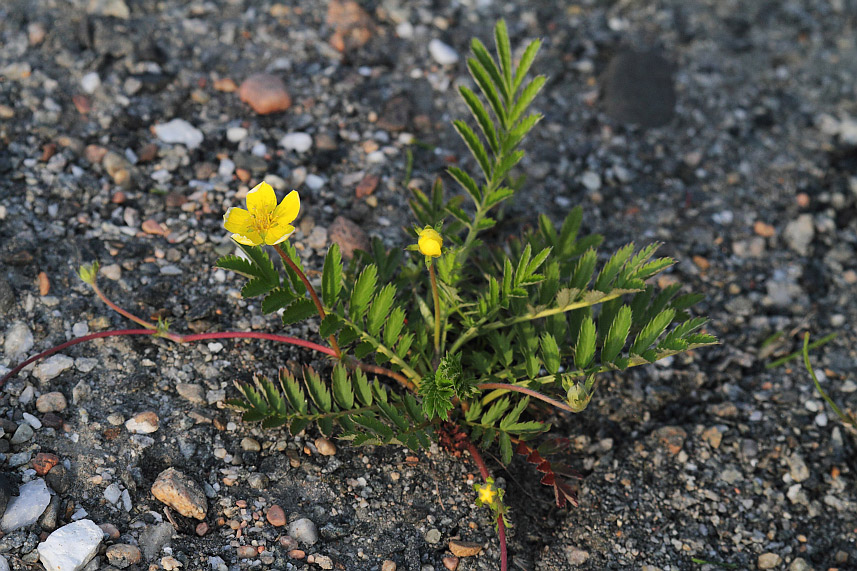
218, 158, 235, 177
226, 127, 247, 142
429, 39, 459, 65
0, 555, 9, 571
18, 386, 34, 405
80, 72, 101, 94
153, 119, 204, 150
305, 174, 325, 190
22, 412, 41, 429
72, 322, 89, 337
396, 21, 414, 39
1, 479, 51, 532
104, 483, 122, 505
783, 214, 814, 256
288, 518, 319, 545
581, 171, 602, 191
280, 132, 313, 153
4, 322, 34, 361
34, 354, 75, 382
38, 520, 103, 571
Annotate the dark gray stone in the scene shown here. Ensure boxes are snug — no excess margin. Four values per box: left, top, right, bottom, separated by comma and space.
602, 49, 676, 128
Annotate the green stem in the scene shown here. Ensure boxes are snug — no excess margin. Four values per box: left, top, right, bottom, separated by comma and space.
477, 382, 573, 413
273, 244, 341, 358
428, 261, 442, 359
340, 316, 422, 388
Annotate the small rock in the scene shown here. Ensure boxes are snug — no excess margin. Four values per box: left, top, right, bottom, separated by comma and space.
602, 49, 675, 128
355, 173, 379, 198
788, 558, 811, 571
39, 495, 62, 531
425, 529, 441, 544
280, 132, 313, 153
32, 452, 60, 476
139, 523, 174, 560
46, 464, 71, 494
267, 505, 286, 527
105, 544, 142, 569
429, 39, 459, 65
758, 553, 782, 569
87, 0, 129, 18
103, 483, 121, 505
448, 540, 482, 557
10, 423, 34, 445
195, 522, 208, 536
125, 411, 159, 434
442, 556, 459, 571
307, 227, 328, 250
34, 355, 74, 383
787, 453, 810, 483
326, 0, 374, 52
328, 216, 370, 259
311, 554, 334, 569
783, 214, 814, 256
581, 171, 601, 191
236, 545, 257, 559
382, 561, 397, 571
247, 473, 268, 490
239, 74, 291, 115
37, 520, 103, 571
314, 437, 336, 456
701, 426, 722, 449
240, 437, 261, 452
151, 468, 208, 520
0, 473, 14, 516
4, 322, 34, 360
153, 119, 204, 150
80, 72, 101, 94
288, 518, 319, 546
161, 555, 183, 570
176, 383, 205, 404
36, 392, 67, 413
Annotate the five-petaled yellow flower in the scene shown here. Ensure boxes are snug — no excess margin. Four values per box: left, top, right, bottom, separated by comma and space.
223, 181, 300, 246
418, 228, 443, 258
477, 482, 497, 504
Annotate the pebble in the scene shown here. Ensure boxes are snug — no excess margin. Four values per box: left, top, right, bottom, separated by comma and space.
37, 520, 103, 571
382, 561, 397, 571
39, 495, 62, 531
151, 468, 208, 520
247, 473, 268, 490
651, 425, 686, 455
442, 557, 459, 570
161, 555, 183, 570
100, 264, 122, 280
104, 483, 122, 505
239, 74, 292, 115
601, 49, 675, 128
236, 545, 257, 559
448, 540, 482, 557
424, 529, 441, 544
36, 392, 67, 413
783, 214, 814, 255
788, 558, 811, 571
758, 553, 782, 569
22, 412, 41, 429
565, 546, 590, 565
46, 464, 71, 494
105, 544, 142, 569
266, 505, 286, 527
226, 127, 248, 142
581, 171, 601, 191
328, 216, 370, 259
32, 452, 59, 476
429, 39, 459, 65
288, 518, 319, 546
10, 423, 34, 445
34, 354, 75, 383
310, 554, 334, 569
176, 383, 206, 404
314, 437, 336, 456
153, 119, 204, 150
240, 437, 261, 452
5, 322, 34, 361
280, 132, 313, 153
306, 174, 325, 190
787, 453, 810, 482
307, 226, 328, 250
125, 411, 159, 434
80, 72, 101, 94
86, 0, 130, 19
0, 473, 14, 516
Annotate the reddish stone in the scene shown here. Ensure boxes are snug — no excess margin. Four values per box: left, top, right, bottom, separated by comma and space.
355, 174, 379, 198
32, 452, 60, 476
328, 216, 370, 259
266, 505, 286, 527
239, 74, 292, 115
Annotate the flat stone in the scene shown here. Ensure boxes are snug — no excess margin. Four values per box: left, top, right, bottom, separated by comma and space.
176, 383, 205, 404
151, 468, 208, 520
125, 411, 159, 434
448, 540, 482, 557
288, 518, 319, 545
266, 505, 286, 527
602, 50, 675, 128
34, 355, 75, 383
429, 39, 459, 65
442, 556, 459, 571
4, 322, 34, 361
425, 528, 441, 544
280, 132, 313, 153
239, 74, 291, 115
105, 544, 142, 569
37, 520, 103, 571
328, 216, 370, 259
10, 422, 34, 445
758, 553, 782, 569
153, 119, 204, 150
36, 392, 67, 413
1, 478, 50, 532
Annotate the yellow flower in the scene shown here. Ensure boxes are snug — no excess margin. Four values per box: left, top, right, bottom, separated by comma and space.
477, 482, 497, 504
418, 228, 443, 257
223, 182, 300, 246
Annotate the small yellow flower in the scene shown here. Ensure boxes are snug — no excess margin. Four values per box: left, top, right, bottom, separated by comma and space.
477, 482, 497, 504
223, 181, 300, 246
418, 228, 443, 258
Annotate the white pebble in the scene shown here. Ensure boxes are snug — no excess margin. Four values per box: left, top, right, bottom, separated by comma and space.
226, 127, 247, 142
218, 159, 235, 177
72, 322, 89, 337
305, 174, 325, 190
207, 342, 223, 354
80, 72, 101, 94
429, 39, 459, 65
4, 322, 34, 361
581, 171, 601, 191
153, 119, 204, 150
280, 132, 313, 153
1, 479, 51, 532
37, 520, 103, 571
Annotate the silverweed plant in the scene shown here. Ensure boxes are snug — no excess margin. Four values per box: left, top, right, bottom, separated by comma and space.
2, 21, 717, 569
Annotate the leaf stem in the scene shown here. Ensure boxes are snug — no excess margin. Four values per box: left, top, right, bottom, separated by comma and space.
273, 244, 341, 358
428, 261, 442, 360
477, 382, 573, 413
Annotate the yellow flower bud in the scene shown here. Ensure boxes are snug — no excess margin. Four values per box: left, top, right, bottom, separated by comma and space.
418, 228, 443, 258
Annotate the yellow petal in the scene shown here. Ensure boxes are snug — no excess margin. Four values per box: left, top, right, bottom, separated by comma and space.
418, 228, 443, 257
223, 207, 252, 234
245, 181, 277, 214
272, 190, 300, 224
264, 222, 295, 245
231, 231, 263, 246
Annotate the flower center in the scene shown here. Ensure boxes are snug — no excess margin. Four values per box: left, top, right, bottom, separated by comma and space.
250, 207, 274, 234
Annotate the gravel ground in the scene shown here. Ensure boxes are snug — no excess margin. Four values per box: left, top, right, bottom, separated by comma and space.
1, 1, 856, 570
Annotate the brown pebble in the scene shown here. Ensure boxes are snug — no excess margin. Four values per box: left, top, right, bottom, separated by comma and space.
753, 220, 776, 238
355, 173, 379, 198
235, 168, 251, 182
196, 522, 209, 536
138, 143, 158, 163
288, 549, 306, 559
214, 77, 238, 92
99, 523, 121, 539
38, 272, 50, 296
41, 412, 63, 429
328, 216, 370, 259
141, 219, 167, 236
314, 437, 337, 456
652, 425, 687, 455
84, 144, 108, 164
239, 73, 292, 115
442, 556, 459, 570
448, 540, 483, 557
72, 94, 91, 115
111, 191, 127, 204
32, 453, 60, 476
40, 143, 57, 162
279, 535, 298, 550
236, 545, 257, 559
381, 561, 397, 571
106, 544, 143, 568
125, 411, 159, 434
151, 467, 208, 520
701, 426, 723, 449
692, 255, 710, 271
267, 505, 286, 527
326, 0, 374, 52
36, 392, 67, 413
